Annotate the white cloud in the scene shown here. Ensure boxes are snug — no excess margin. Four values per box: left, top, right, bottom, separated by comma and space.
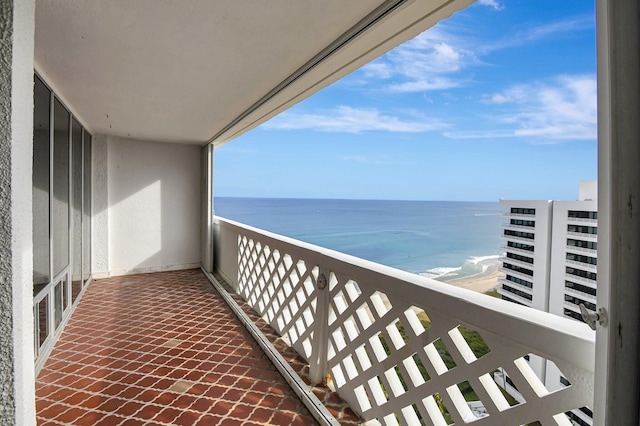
447, 75, 597, 141
477, 0, 504, 10
263, 106, 446, 133
359, 27, 478, 93
354, 14, 593, 93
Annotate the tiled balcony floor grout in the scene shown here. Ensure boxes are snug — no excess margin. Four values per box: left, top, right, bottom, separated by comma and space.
36, 269, 325, 425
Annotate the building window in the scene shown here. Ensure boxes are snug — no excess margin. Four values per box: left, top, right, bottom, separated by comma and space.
567, 238, 598, 250
507, 252, 534, 264
566, 267, 597, 281
33, 76, 51, 293
568, 210, 597, 220
510, 207, 536, 215
564, 309, 584, 321
32, 73, 93, 368
510, 219, 535, 227
507, 241, 534, 252
565, 294, 596, 311
565, 280, 597, 297
506, 274, 533, 288
502, 285, 533, 301
566, 253, 597, 266
504, 263, 534, 276
567, 224, 597, 235
504, 229, 534, 240
52, 97, 70, 278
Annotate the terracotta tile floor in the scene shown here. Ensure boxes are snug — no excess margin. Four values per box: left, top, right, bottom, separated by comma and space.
36, 269, 324, 425
214, 274, 360, 426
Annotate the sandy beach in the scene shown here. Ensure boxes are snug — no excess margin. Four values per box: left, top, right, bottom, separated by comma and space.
437, 258, 504, 294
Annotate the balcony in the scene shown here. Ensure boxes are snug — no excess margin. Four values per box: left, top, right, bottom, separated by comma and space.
35, 219, 596, 425
212, 217, 595, 425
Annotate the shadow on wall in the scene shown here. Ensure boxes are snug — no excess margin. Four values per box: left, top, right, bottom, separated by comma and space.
100, 135, 201, 276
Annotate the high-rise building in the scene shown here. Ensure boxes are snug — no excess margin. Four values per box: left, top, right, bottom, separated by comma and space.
498, 181, 597, 426
500, 181, 597, 321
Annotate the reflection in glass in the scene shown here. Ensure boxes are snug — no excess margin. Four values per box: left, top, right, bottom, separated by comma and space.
36, 296, 49, 355
82, 133, 92, 283
52, 98, 70, 277
54, 281, 63, 329
72, 119, 83, 302
33, 76, 50, 289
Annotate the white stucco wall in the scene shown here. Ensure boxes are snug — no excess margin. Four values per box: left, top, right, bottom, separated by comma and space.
92, 134, 109, 277
1, 0, 37, 424
104, 136, 201, 276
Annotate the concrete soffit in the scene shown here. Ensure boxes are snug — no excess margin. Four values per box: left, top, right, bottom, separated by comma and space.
34, 0, 474, 147
210, 0, 476, 147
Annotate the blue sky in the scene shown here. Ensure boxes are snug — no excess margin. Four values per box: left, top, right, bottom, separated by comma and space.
215, 0, 597, 202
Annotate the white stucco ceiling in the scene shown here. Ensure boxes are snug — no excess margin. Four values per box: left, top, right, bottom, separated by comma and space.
35, 0, 474, 146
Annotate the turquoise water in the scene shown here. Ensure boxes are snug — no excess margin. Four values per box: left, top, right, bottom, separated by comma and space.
214, 198, 505, 278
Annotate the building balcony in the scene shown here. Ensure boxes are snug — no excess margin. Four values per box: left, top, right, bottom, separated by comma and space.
565, 245, 597, 256
209, 217, 595, 425
497, 278, 534, 296
565, 259, 598, 273
502, 222, 537, 232
36, 218, 596, 425
566, 231, 598, 241
502, 212, 536, 219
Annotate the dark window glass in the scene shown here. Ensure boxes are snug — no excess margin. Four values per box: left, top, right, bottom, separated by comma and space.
503, 262, 534, 276
565, 294, 596, 311
510, 219, 535, 227
504, 229, 534, 240
568, 210, 597, 220
565, 280, 597, 297
35, 296, 49, 355
72, 119, 83, 302
567, 224, 597, 235
566, 267, 597, 281
507, 241, 534, 252
566, 252, 597, 266
506, 274, 533, 288
506, 252, 534, 264
510, 207, 536, 215
54, 280, 63, 329
501, 284, 533, 301
567, 239, 597, 250
52, 98, 70, 277
564, 309, 584, 321
33, 76, 51, 290
82, 133, 92, 283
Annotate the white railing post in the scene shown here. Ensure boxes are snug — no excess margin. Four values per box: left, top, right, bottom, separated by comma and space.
309, 267, 330, 385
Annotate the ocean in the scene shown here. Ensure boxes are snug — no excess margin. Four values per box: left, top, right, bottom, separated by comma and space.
214, 197, 505, 280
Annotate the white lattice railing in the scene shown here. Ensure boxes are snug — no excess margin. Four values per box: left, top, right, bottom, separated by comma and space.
213, 217, 595, 426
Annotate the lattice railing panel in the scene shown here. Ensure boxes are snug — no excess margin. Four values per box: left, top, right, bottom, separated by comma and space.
216, 218, 595, 426
237, 235, 319, 361
325, 270, 591, 425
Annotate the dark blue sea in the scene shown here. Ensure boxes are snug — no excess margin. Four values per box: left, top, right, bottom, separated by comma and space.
214, 198, 505, 279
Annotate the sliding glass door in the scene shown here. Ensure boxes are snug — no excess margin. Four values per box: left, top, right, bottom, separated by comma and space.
33, 74, 93, 368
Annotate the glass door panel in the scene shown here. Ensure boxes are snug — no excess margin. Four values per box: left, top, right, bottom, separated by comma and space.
33, 76, 50, 290
52, 98, 70, 277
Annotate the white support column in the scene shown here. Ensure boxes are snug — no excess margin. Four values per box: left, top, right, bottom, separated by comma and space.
596, 0, 640, 424
201, 143, 214, 272
91, 134, 109, 278
0, 0, 36, 424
